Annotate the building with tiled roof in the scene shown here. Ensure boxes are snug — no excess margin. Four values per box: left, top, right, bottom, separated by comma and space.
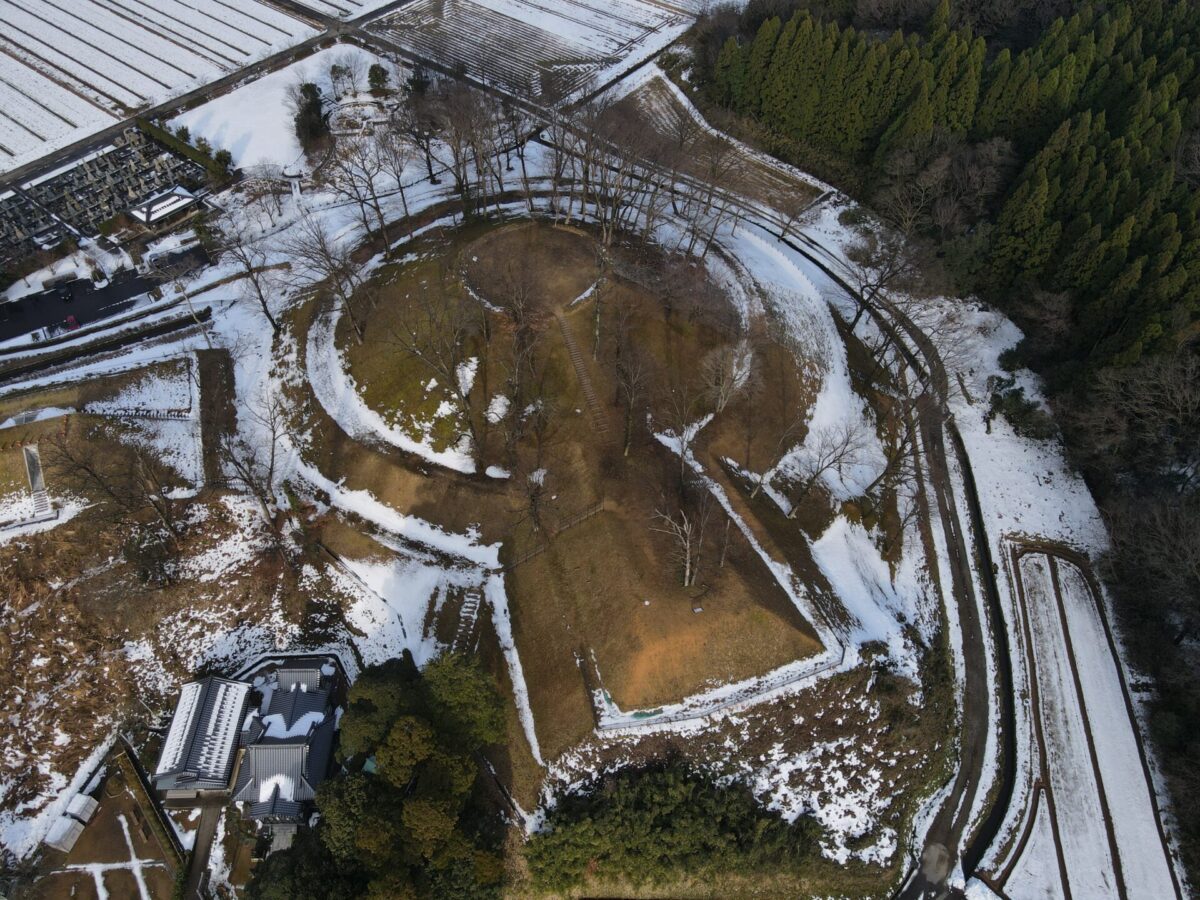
153, 676, 251, 797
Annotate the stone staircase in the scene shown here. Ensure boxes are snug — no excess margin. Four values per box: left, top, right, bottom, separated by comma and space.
555, 312, 611, 443
453, 589, 483, 651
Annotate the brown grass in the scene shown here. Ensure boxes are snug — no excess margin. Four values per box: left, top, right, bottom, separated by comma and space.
0, 359, 188, 424
620, 77, 822, 215
322, 220, 828, 762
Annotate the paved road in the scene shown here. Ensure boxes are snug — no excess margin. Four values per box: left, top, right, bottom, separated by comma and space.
182, 801, 224, 900
0, 272, 149, 341
0, 248, 207, 342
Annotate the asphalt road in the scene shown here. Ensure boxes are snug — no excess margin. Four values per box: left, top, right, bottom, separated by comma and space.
0, 247, 207, 342
0, 272, 150, 341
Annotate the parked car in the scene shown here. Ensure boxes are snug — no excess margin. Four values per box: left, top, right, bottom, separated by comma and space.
64, 315, 80, 331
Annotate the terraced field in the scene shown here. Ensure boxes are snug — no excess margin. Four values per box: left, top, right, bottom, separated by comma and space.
369, 0, 694, 101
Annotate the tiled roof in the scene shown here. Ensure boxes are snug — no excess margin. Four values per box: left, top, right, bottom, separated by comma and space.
153, 677, 250, 791
265, 684, 329, 733
234, 711, 337, 824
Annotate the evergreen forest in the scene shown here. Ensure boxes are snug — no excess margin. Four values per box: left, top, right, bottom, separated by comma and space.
693, 0, 1200, 877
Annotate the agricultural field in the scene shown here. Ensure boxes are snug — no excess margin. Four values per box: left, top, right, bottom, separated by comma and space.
288, 0, 397, 19
0, 0, 317, 174
369, 0, 695, 101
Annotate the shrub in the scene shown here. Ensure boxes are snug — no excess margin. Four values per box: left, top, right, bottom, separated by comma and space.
526, 760, 820, 891
989, 378, 1057, 440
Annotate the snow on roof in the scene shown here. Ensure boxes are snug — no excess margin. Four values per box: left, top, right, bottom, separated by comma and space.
156, 681, 203, 775
258, 773, 295, 803
154, 677, 251, 789
262, 710, 326, 741
65, 794, 98, 824
44, 816, 83, 853
129, 187, 198, 225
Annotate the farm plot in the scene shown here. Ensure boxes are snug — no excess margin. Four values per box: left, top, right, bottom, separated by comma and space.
287, 0, 397, 19
1000, 553, 1178, 900
0, 0, 317, 175
369, 0, 694, 102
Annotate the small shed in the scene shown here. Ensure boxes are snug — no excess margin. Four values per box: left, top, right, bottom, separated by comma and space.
66, 793, 99, 824
44, 816, 84, 853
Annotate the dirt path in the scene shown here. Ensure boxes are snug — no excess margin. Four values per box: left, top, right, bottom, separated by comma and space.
181, 803, 222, 900
196, 348, 234, 487
553, 310, 613, 444
763, 220, 1005, 898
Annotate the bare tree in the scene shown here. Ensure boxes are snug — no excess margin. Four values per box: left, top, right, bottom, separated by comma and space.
376, 129, 416, 235
700, 341, 752, 415
747, 404, 806, 499
615, 345, 650, 457
785, 420, 867, 518
843, 230, 915, 331
426, 81, 499, 216
1089, 354, 1200, 492
1179, 130, 1200, 187
395, 90, 441, 183
220, 388, 292, 535
499, 91, 536, 212
324, 134, 391, 251
1106, 492, 1200, 645
778, 191, 819, 240
43, 428, 185, 542
652, 490, 713, 588
858, 394, 919, 503
330, 51, 366, 98
283, 213, 366, 343
656, 380, 704, 486
217, 220, 281, 334
145, 254, 213, 348
243, 165, 286, 226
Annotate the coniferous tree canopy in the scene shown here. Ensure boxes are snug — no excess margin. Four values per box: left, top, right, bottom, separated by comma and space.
526, 761, 821, 892
293, 82, 328, 151
699, 0, 1200, 379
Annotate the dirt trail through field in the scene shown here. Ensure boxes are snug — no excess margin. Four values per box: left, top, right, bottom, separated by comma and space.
554, 310, 613, 443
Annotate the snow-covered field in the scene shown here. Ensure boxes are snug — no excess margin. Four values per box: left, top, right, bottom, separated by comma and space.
0, 0, 317, 175
988, 553, 1177, 899
289, 0, 397, 18
170, 44, 393, 172
369, 0, 694, 101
